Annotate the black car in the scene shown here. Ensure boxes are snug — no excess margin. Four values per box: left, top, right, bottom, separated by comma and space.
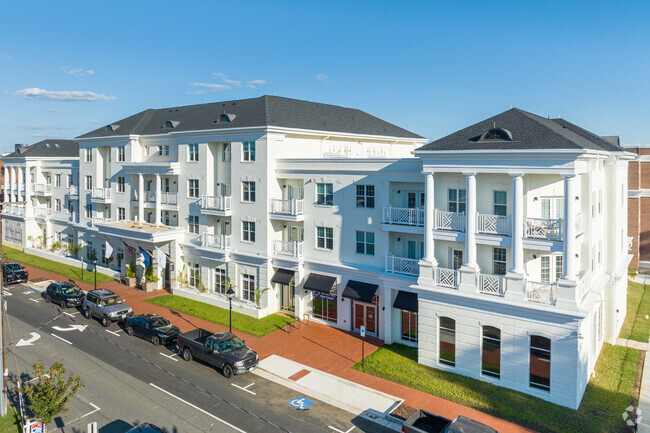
125, 314, 181, 346
45, 281, 85, 308
2, 262, 28, 285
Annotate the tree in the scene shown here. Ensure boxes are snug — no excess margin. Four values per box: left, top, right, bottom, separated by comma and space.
20, 361, 84, 428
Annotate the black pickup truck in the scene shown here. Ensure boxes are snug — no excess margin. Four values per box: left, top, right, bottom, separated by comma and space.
176, 328, 259, 378
402, 409, 498, 433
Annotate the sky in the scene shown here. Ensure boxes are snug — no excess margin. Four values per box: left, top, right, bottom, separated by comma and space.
1, 1, 649, 151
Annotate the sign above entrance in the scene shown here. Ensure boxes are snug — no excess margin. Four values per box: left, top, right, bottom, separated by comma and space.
312, 291, 336, 301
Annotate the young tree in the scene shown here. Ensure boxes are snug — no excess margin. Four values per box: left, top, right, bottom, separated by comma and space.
20, 361, 84, 429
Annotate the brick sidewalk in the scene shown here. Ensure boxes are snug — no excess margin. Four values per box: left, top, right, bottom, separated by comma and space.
19, 264, 536, 433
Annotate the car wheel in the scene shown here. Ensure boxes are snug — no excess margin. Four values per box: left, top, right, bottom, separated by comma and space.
101, 316, 110, 327
83, 308, 92, 319
126, 325, 134, 336
222, 364, 233, 379
182, 348, 192, 362
151, 335, 160, 346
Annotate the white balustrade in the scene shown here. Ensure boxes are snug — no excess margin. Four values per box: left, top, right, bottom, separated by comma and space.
526, 281, 557, 305
145, 191, 177, 205
382, 206, 424, 226
34, 207, 52, 218
201, 233, 231, 250
92, 187, 111, 200
577, 272, 591, 302
69, 185, 79, 196
2, 205, 25, 216
201, 195, 232, 211
434, 210, 465, 232
270, 198, 304, 215
477, 213, 510, 236
385, 255, 419, 276
33, 183, 52, 194
436, 267, 459, 289
479, 274, 505, 296
525, 217, 562, 241
274, 240, 304, 258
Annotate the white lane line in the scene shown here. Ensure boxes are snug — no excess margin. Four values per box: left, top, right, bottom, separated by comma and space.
159, 352, 179, 362
79, 403, 100, 419
62, 311, 78, 317
149, 383, 247, 433
50, 333, 72, 345
105, 329, 123, 337
231, 382, 256, 395
29, 298, 40, 303
329, 426, 355, 433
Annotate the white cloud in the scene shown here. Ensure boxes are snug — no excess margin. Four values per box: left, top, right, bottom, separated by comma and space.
190, 83, 230, 91
14, 88, 115, 102
213, 73, 242, 86
316, 73, 327, 81
248, 80, 267, 85
60, 66, 94, 76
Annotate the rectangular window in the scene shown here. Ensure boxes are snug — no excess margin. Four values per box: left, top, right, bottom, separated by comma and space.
439, 316, 456, 367
316, 183, 333, 206
313, 294, 338, 322
188, 215, 199, 234
117, 177, 125, 193
242, 273, 255, 302
493, 190, 507, 216
401, 310, 418, 343
530, 336, 551, 391
165, 145, 169, 156
222, 143, 231, 161
493, 247, 507, 275
188, 143, 199, 162
158, 146, 163, 156
188, 179, 199, 198
242, 141, 256, 161
556, 256, 563, 280
541, 256, 550, 283
214, 269, 226, 295
117, 146, 125, 162
482, 326, 501, 378
242, 181, 256, 202
85, 204, 92, 219
67, 174, 72, 188
54, 199, 61, 212
85, 175, 93, 190
55, 174, 61, 187
85, 148, 92, 162
355, 231, 375, 255
67, 200, 73, 214
242, 221, 255, 242
189, 263, 200, 288
448, 189, 466, 213
356, 184, 375, 208
317, 226, 333, 250
118, 207, 125, 221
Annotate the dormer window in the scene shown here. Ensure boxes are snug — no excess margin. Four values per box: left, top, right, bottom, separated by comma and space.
481, 128, 512, 141
105, 124, 120, 132
164, 120, 180, 129
215, 113, 236, 123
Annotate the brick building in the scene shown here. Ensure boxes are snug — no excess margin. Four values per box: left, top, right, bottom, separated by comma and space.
628, 146, 650, 270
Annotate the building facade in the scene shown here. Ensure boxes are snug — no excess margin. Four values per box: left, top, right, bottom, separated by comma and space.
627, 146, 650, 271
1, 98, 632, 409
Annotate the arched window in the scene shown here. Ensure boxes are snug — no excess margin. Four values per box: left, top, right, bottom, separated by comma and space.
439, 317, 456, 366
530, 335, 551, 391
482, 326, 501, 378
481, 128, 512, 141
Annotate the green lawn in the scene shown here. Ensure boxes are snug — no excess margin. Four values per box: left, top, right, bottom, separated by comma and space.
2, 246, 115, 286
145, 294, 294, 337
0, 407, 22, 433
355, 343, 641, 433
620, 280, 650, 343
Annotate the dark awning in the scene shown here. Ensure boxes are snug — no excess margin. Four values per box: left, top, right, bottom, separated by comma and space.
393, 291, 418, 313
271, 269, 295, 285
303, 273, 337, 294
342, 280, 379, 303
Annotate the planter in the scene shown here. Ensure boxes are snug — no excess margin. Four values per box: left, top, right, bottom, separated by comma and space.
126, 277, 136, 287
143, 281, 156, 292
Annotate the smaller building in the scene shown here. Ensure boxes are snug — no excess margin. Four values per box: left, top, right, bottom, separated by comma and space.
627, 145, 650, 271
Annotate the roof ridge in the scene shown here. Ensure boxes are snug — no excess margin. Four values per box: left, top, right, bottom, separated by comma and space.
263, 95, 270, 124
131, 109, 158, 135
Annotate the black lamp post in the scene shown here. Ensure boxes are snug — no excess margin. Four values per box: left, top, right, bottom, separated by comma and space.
226, 287, 235, 333
92, 259, 97, 291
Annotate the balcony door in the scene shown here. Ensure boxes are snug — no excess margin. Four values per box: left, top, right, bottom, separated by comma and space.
449, 249, 463, 270
406, 240, 424, 260
286, 185, 304, 200
406, 191, 425, 209
541, 198, 564, 220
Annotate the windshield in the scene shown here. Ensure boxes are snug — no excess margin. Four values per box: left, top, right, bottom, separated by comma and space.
60, 284, 80, 295
102, 296, 122, 306
219, 337, 245, 354
6, 264, 22, 271
150, 317, 170, 328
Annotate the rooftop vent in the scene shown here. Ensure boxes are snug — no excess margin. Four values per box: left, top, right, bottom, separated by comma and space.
215, 113, 236, 123
480, 128, 512, 141
105, 124, 120, 132
163, 120, 180, 129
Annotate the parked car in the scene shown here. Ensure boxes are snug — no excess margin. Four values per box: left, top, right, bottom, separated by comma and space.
125, 314, 181, 346
2, 261, 28, 285
176, 328, 259, 378
82, 289, 133, 327
402, 409, 498, 433
126, 423, 166, 432
44, 281, 85, 308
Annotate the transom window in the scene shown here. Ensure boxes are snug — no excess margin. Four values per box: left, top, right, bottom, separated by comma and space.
242, 141, 256, 161
355, 231, 374, 255
242, 273, 255, 302
493, 247, 507, 275
439, 316, 456, 367
188, 143, 199, 162
188, 179, 199, 198
448, 189, 466, 213
482, 326, 501, 378
356, 185, 375, 208
214, 268, 226, 295
317, 226, 333, 250
530, 335, 551, 391
242, 221, 255, 242
242, 181, 256, 202
316, 183, 333, 206
188, 215, 199, 234
493, 191, 507, 216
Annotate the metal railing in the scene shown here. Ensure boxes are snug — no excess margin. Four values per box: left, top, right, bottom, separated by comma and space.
526, 281, 557, 305
274, 240, 303, 258
201, 233, 231, 250
270, 198, 304, 215
201, 195, 231, 211
477, 213, 510, 236
436, 267, 459, 289
144, 191, 178, 205
382, 206, 424, 226
525, 217, 562, 241
435, 210, 465, 232
479, 273, 505, 296
92, 187, 111, 200
385, 255, 419, 276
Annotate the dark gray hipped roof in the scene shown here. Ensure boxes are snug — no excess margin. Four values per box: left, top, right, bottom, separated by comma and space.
77, 95, 423, 139
4, 139, 78, 158
417, 108, 622, 152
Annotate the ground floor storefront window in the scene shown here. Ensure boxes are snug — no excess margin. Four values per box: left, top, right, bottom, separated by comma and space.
401, 310, 418, 342
313, 292, 337, 322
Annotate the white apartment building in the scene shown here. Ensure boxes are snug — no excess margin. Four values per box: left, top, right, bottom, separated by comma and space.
2, 98, 632, 409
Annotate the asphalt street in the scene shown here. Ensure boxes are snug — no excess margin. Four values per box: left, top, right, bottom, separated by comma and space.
4, 282, 394, 433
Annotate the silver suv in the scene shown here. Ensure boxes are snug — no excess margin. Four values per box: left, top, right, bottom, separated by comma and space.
82, 289, 133, 327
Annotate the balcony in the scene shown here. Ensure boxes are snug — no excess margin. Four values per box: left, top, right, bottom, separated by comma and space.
2, 205, 25, 216
525, 217, 562, 241
434, 210, 464, 232
269, 199, 304, 221
385, 255, 419, 277
477, 213, 510, 236
91, 187, 112, 203
91, 216, 110, 228
525, 281, 557, 305
200, 195, 231, 216
436, 267, 459, 289
478, 273, 505, 296
144, 191, 178, 206
34, 207, 52, 219
69, 185, 79, 198
33, 183, 52, 196
383, 206, 424, 226
201, 233, 231, 251
273, 240, 303, 258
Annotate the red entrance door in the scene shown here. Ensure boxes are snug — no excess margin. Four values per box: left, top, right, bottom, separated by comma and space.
353, 302, 377, 335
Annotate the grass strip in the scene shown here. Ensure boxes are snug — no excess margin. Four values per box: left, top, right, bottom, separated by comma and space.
619, 280, 650, 343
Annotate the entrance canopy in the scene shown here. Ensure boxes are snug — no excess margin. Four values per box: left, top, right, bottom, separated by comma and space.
342, 280, 378, 303
393, 290, 418, 313
271, 268, 295, 285
303, 273, 337, 294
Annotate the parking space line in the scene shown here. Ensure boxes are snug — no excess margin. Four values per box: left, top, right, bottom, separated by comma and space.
149, 383, 247, 433
231, 382, 256, 395
3, 291, 12, 296
105, 329, 123, 337
29, 298, 40, 303
329, 426, 355, 433
50, 333, 72, 345
159, 352, 179, 362
62, 311, 78, 317
79, 403, 100, 419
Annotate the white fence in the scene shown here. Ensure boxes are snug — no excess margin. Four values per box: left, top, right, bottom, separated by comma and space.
479, 274, 505, 296
436, 267, 459, 288
435, 210, 464, 232
385, 255, 419, 276
382, 206, 424, 226
525, 217, 562, 241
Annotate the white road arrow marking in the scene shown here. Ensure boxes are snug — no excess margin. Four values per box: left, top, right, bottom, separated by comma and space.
52, 325, 87, 332
79, 403, 100, 419
16, 332, 41, 347
329, 426, 355, 433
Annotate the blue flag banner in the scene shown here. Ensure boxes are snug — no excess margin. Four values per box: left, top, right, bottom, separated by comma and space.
139, 247, 151, 268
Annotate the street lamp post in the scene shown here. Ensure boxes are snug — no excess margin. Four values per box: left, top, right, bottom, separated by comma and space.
93, 259, 97, 291
226, 287, 235, 333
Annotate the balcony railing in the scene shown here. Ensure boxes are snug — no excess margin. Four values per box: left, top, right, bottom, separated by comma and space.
479, 273, 505, 296
33, 183, 52, 194
91, 216, 109, 227
274, 240, 303, 258
434, 210, 465, 232
144, 191, 178, 205
201, 233, 231, 250
575, 213, 583, 236
34, 207, 52, 218
477, 213, 510, 236
525, 281, 557, 305
525, 217, 562, 241
436, 267, 459, 289
92, 187, 111, 200
382, 206, 424, 226
270, 198, 304, 216
201, 195, 231, 212
69, 185, 79, 197
577, 272, 591, 302
385, 255, 419, 276
2, 205, 25, 216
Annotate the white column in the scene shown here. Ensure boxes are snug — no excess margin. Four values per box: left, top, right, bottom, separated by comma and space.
155, 174, 161, 225
9, 168, 15, 202
464, 172, 477, 269
423, 172, 437, 265
138, 174, 144, 222
563, 174, 577, 280
24, 166, 32, 216
383, 286, 393, 344
16, 166, 23, 202
510, 173, 525, 275
3, 166, 9, 203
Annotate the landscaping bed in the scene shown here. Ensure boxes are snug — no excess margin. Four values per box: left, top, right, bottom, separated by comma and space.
620, 280, 650, 343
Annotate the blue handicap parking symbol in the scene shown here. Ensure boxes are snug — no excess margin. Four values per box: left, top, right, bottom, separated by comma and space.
22, 290, 35, 295
288, 396, 314, 410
